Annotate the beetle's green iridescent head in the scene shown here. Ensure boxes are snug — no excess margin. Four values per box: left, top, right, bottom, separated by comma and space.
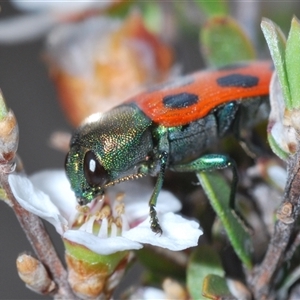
65, 104, 153, 205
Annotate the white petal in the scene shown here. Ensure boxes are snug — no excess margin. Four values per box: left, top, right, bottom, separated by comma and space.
63, 230, 143, 255
0, 13, 58, 44
30, 170, 78, 225
106, 178, 182, 221
123, 212, 202, 251
11, 1, 111, 13
46, 16, 121, 76
129, 287, 166, 300
8, 174, 66, 234
125, 190, 182, 222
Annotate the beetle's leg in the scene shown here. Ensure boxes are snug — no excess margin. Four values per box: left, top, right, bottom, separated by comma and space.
149, 151, 168, 235
233, 97, 270, 158
172, 154, 238, 210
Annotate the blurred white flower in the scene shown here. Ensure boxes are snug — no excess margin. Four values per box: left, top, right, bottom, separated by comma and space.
128, 287, 166, 300
8, 170, 202, 255
0, 1, 119, 44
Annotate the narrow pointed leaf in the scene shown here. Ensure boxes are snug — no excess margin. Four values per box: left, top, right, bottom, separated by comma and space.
187, 245, 225, 300
267, 133, 289, 160
136, 247, 185, 281
200, 16, 256, 67
197, 172, 252, 268
261, 18, 291, 108
285, 16, 300, 109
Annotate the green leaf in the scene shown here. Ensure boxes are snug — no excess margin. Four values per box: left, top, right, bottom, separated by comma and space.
136, 247, 185, 281
200, 16, 256, 67
285, 16, 300, 109
267, 132, 289, 160
202, 274, 233, 299
141, 2, 162, 34
261, 18, 291, 109
187, 245, 225, 300
194, 0, 228, 17
197, 172, 253, 268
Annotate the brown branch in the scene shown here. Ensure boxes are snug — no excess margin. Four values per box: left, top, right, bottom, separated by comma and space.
2, 174, 76, 299
284, 228, 300, 263
248, 148, 300, 299
0, 93, 75, 298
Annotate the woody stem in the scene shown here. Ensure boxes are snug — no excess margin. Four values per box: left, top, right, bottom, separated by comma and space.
248, 146, 300, 298
1, 174, 76, 299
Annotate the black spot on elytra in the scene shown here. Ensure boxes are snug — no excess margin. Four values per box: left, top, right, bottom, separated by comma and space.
217, 74, 259, 88
163, 92, 199, 109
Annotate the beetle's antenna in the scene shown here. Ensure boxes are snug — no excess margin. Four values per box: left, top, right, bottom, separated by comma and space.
104, 172, 147, 188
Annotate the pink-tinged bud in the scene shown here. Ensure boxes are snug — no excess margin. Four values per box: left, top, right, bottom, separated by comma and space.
162, 278, 188, 300
226, 278, 252, 300
64, 239, 131, 298
0, 91, 19, 172
16, 254, 55, 294
45, 13, 174, 126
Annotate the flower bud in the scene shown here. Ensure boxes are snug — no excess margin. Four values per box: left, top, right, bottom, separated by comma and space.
162, 278, 188, 300
226, 278, 251, 300
16, 254, 55, 294
64, 240, 131, 298
45, 13, 174, 126
0, 91, 18, 172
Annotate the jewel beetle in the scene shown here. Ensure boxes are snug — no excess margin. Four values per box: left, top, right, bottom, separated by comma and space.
65, 60, 273, 234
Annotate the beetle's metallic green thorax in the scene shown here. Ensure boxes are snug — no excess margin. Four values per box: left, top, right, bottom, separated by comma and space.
65, 104, 153, 203
71, 104, 153, 174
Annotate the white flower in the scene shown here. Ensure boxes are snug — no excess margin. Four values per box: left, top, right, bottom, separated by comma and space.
128, 287, 166, 300
0, 1, 117, 44
8, 170, 202, 255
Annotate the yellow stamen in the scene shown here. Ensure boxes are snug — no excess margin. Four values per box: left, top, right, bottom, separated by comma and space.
76, 214, 85, 227
114, 216, 123, 228
97, 204, 111, 220
76, 205, 90, 214
115, 203, 125, 216
116, 192, 125, 202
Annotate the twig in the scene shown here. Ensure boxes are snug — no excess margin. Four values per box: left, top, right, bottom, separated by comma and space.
248, 147, 300, 299
2, 174, 76, 299
0, 94, 75, 298
284, 228, 300, 262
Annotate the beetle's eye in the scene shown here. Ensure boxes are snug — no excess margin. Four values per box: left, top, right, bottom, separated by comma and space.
64, 153, 69, 169
83, 151, 109, 187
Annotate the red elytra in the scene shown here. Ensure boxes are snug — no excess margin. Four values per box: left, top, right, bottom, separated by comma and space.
127, 60, 273, 127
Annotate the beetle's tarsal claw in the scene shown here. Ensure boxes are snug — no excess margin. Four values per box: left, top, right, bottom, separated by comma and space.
149, 205, 163, 235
